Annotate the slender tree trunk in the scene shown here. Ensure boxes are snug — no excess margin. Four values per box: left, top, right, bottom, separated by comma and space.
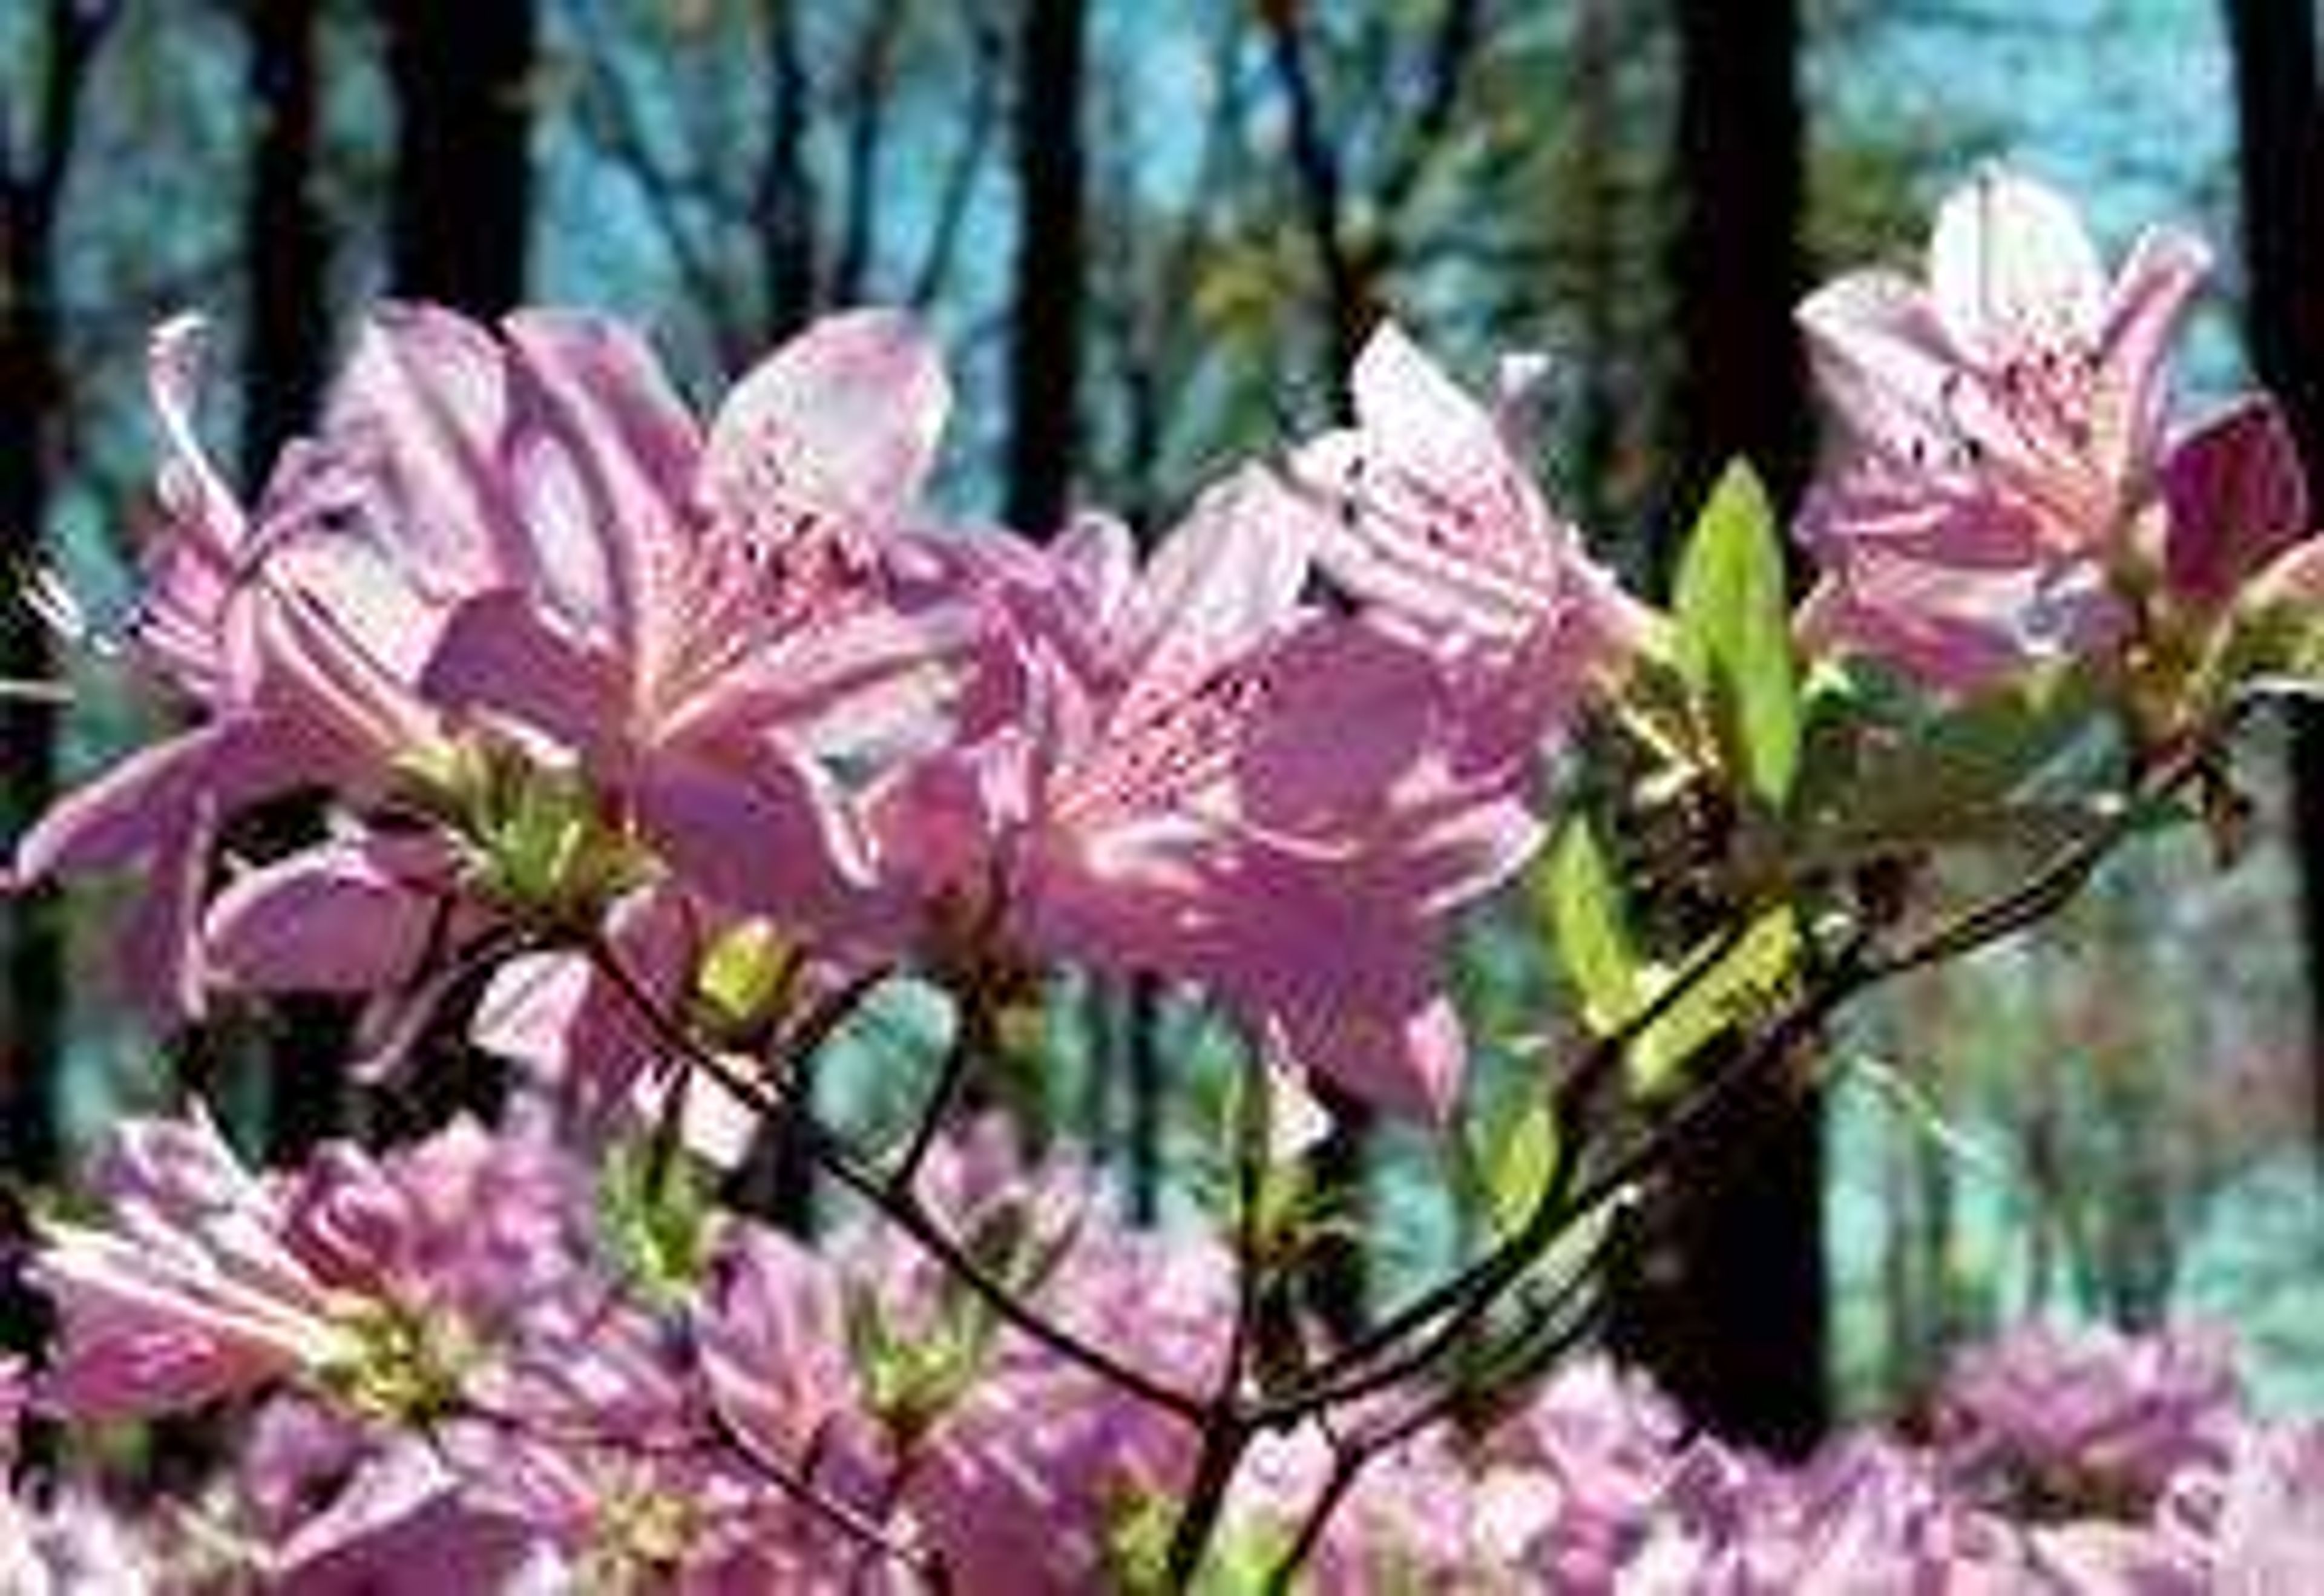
0, 213, 65, 1190
1003, 0, 1086, 540
830, 0, 904, 306
1567, 0, 1621, 535
757, 0, 817, 340
1, 2, 116, 1191
1608, 0, 1828, 1459
243, 0, 343, 1161
245, 0, 329, 488
2223, 0, 2324, 1152
383, 0, 535, 314
375, 0, 533, 1131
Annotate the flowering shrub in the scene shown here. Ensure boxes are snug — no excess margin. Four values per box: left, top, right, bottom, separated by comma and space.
7, 168, 2324, 1588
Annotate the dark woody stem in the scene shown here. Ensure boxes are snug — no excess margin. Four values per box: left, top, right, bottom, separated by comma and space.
584, 940, 1208, 1423
1160, 1051, 1273, 1585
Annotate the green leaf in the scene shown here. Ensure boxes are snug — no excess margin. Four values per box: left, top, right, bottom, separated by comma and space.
1481, 1100, 1560, 1241
694, 918, 793, 1038
1537, 816, 1642, 1034
1537, 813, 1801, 1093
595, 1140, 718, 1310
1799, 668, 2104, 870
1101, 1488, 1295, 1596
2217, 594, 2324, 701
1627, 907, 1802, 1095
1673, 462, 1802, 807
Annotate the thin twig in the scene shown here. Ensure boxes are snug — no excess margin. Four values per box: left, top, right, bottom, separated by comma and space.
585, 939, 1208, 1423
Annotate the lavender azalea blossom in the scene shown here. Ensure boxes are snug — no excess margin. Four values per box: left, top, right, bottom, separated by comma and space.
33, 1114, 398, 1421
867, 468, 1544, 1115
6, 315, 494, 1023
1934, 1321, 2245, 1512
1296, 320, 1649, 770
1797, 168, 2213, 688
418, 309, 969, 942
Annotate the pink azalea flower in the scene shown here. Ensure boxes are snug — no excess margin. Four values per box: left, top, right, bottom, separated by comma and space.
203, 830, 475, 997
418, 309, 969, 944
1797, 168, 2213, 687
1934, 1321, 2244, 1509
871, 469, 1544, 1116
29, 1114, 514, 1429
266, 1439, 550, 1596
31, 1112, 367, 1420
2207, 1422, 2324, 1589
1295, 320, 1648, 766
694, 1227, 855, 1476
10, 310, 522, 1024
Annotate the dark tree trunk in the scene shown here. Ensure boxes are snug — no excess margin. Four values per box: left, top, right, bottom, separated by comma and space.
244, 0, 329, 488
1661, 0, 1812, 525
1608, 0, 1828, 1459
757, 0, 817, 340
0, 2, 115, 1192
1002, 0, 1086, 540
375, 0, 533, 1131
830, 0, 903, 306
2223, 0, 2324, 1151
0, 215, 66, 1192
243, 0, 345, 1161
383, 0, 535, 314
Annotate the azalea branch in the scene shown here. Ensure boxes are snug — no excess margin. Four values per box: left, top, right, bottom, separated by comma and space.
1370, 0, 1486, 222
1257, 1, 1369, 375
697, 1386, 948, 1586
1245, 915, 1753, 1423
583, 938, 1209, 1423
1264, 1186, 1626, 1429
1260, 1290, 1611, 1595
1160, 1053, 1274, 1585
1859, 749, 2216, 985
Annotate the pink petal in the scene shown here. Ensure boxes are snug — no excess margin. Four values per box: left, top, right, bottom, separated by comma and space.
2096, 227, 2213, 458
1929, 170, 2107, 362
632, 743, 876, 929
501, 312, 701, 653
13, 716, 290, 881
13, 728, 226, 881
2163, 395, 2308, 606
1795, 269, 1960, 463
147, 315, 248, 552
205, 835, 453, 994
704, 308, 951, 543
115, 801, 215, 1028
1310, 323, 1576, 639
1349, 320, 1507, 487
1270, 992, 1467, 1121
1116, 465, 1316, 717
1238, 619, 1436, 839
324, 303, 523, 591
420, 587, 622, 753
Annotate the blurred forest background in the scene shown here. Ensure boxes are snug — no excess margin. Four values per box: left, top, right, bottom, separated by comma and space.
1, 0, 2321, 1453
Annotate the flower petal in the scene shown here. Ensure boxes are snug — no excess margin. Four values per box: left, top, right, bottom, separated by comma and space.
704, 308, 951, 547
2163, 396, 2307, 607
205, 835, 452, 994
1929, 169, 2107, 361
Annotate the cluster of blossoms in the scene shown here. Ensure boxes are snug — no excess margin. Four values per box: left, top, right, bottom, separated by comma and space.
4, 1109, 2323, 1590
7, 167, 2324, 1587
